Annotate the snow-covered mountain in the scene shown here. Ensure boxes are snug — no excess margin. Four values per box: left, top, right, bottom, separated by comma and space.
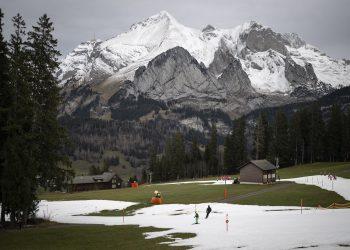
58, 11, 350, 122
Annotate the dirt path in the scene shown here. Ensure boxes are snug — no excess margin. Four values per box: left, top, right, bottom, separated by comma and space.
217, 182, 294, 203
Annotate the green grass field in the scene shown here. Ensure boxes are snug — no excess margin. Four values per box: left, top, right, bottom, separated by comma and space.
236, 183, 347, 207
278, 162, 350, 179
0, 224, 193, 250
40, 162, 350, 208
71, 150, 138, 181
40, 182, 270, 204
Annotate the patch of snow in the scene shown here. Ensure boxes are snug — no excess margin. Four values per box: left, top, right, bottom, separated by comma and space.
157, 180, 216, 185
179, 117, 205, 132
283, 175, 350, 201
37, 200, 350, 249
37, 200, 136, 221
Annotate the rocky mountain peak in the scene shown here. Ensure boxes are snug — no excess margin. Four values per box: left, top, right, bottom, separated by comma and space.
202, 24, 216, 33
131, 46, 221, 102
58, 11, 350, 122
129, 10, 178, 31
283, 33, 306, 48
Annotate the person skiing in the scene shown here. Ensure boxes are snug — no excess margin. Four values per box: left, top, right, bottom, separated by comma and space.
205, 205, 212, 219
194, 211, 199, 224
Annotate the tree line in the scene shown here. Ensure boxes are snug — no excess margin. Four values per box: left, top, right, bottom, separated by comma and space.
0, 10, 71, 227
250, 104, 350, 166
149, 103, 350, 182
149, 123, 223, 182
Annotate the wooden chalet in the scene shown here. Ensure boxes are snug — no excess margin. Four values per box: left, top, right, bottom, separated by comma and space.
238, 160, 278, 184
71, 172, 123, 192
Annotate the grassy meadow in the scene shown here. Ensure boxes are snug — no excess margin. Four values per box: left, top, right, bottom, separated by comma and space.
0, 224, 193, 250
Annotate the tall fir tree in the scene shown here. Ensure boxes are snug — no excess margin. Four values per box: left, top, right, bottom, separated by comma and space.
299, 108, 311, 164
173, 132, 186, 179
148, 147, 160, 182
309, 103, 325, 163
253, 112, 269, 160
163, 137, 173, 180
0, 8, 12, 225
27, 14, 71, 190
343, 108, 350, 161
327, 104, 343, 161
269, 109, 290, 166
223, 133, 234, 174
2, 13, 37, 224
207, 123, 218, 175
290, 110, 302, 165
233, 117, 247, 168
189, 136, 202, 178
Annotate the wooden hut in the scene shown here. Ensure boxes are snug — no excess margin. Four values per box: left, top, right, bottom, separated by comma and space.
238, 160, 278, 184
71, 172, 123, 192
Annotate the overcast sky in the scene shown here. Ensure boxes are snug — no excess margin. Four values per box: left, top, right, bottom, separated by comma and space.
1, 0, 350, 59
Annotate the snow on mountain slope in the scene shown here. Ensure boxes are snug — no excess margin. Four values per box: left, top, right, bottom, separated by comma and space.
288, 45, 350, 88
242, 50, 290, 93
58, 40, 100, 86
58, 11, 350, 122
58, 12, 274, 91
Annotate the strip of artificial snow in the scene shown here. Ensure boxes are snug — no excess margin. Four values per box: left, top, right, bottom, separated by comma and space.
157, 179, 234, 185
37, 200, 350, 249
37, 200, 137, 221
157, 180, 216, 185
283, 175, 350, 200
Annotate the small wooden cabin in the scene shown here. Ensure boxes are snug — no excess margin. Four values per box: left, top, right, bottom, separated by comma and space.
239, 160, 278, 184
71, 172, 123, 192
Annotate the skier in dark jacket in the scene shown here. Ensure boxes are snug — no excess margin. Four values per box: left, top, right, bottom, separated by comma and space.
194, 211, 199, 224
205, 205, 212, 219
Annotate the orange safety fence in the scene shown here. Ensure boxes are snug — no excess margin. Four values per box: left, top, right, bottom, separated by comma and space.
318, 202, 350, 209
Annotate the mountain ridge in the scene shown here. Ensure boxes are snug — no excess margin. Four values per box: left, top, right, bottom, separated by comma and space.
58, 11, 350, 127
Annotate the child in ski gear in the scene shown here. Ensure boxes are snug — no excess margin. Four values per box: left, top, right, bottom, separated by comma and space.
205, 205, 212, 219
194, 211, 199, 224
154, 190, 161, 198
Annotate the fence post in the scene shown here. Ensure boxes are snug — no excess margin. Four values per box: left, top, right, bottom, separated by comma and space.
301, 199, 303, 214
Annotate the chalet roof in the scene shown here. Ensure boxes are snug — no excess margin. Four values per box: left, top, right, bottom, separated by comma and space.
72, 172, 117, 185
239, 159, 277, 171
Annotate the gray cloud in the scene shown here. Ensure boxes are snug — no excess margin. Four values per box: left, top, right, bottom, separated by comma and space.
1, 0, 350, 59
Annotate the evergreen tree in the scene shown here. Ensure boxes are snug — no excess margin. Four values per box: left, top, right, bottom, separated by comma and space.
343, 108, 350, 161
0, 8, 11, 225
88, 165, 100, 175
299, 108, 311, 164
163, 137, 172, 180
309, 103, 325, 163
290, 110, 302, 165
270, 109, 290, 166
27, 14, 71, 190
223, 133, 234, 174
148, 147, 159, 181
327, 104, 343, 161
253, 112, 269, 159
206, 123, 218, 175
232, 117, 247, 168
173, 132, 186, 179
2, 13, 37, 225
189, 136, 202, 178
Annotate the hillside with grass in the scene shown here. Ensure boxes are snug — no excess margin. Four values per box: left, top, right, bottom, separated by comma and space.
41, 162, 350, 208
